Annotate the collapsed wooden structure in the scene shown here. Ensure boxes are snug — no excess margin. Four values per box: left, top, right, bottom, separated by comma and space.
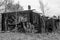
1, 10, 59, 33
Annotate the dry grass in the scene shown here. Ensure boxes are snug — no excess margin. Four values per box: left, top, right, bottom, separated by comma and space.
0, 32, 60, 40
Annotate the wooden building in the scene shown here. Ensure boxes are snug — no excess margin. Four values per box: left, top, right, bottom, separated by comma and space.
1, 10, 44, 33
1, 10, 58, 33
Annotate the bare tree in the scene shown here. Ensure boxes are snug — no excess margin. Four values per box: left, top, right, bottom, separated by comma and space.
39, 0, 50, 33
0, 0, 24, 12
0, 0, 6, 13
39, 0, 50, 15
5, 0, 24, 12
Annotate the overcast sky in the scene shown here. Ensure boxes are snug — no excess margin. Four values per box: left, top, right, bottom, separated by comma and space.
0, 0, 60, 17
12, 0, 60, 17
43, 0, 60, 17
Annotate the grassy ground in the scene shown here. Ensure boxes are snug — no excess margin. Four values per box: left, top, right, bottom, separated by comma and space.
0, 32, 60, 40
